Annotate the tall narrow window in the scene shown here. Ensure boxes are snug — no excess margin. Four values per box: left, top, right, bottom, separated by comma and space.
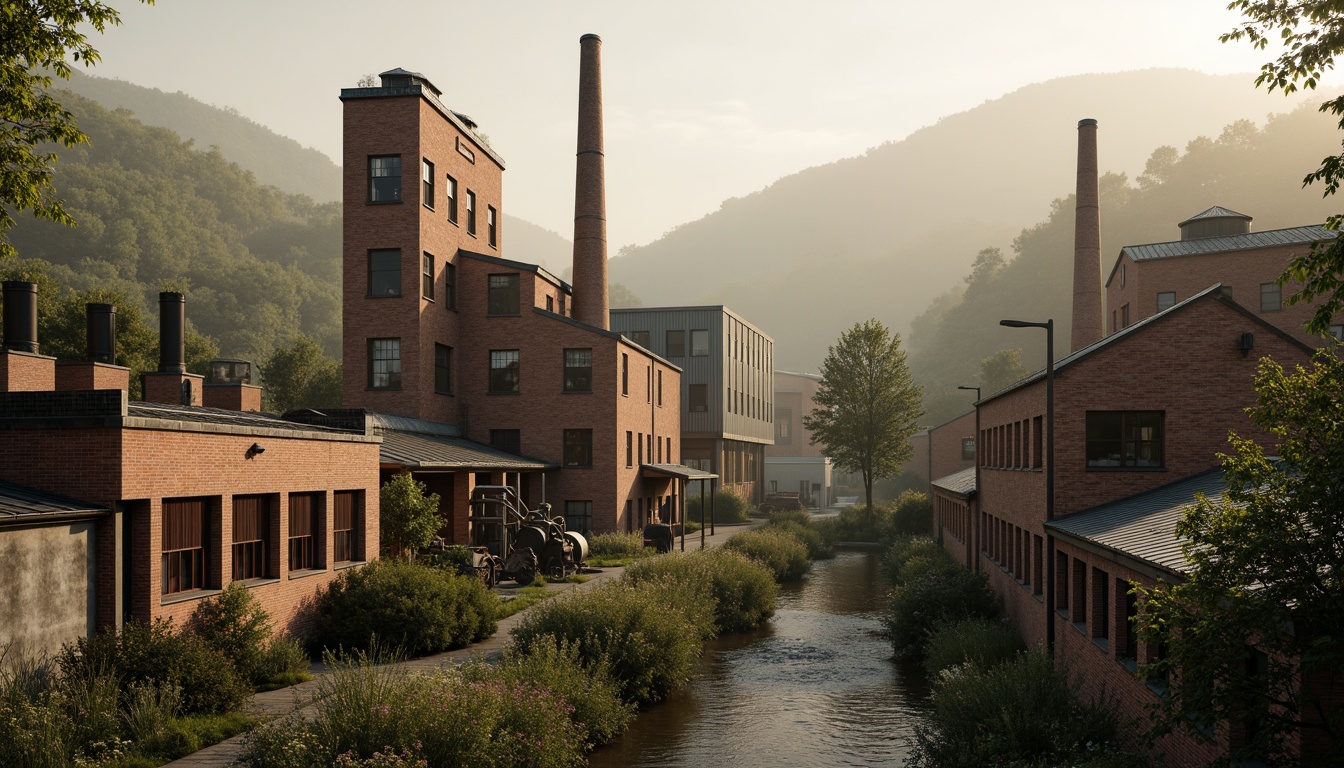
1260, 282, 1282, 311
657, 370, 663, 405
621, 353, 629, 395
564, 501, 593, 535
666, 330, 686, 357
421, 159, 434, 208
488, 205, 498, 247
445, 262, 457, 310
466, 190, 477, 235
564, 429, 593, 467
689, 383, 708, 412
637, 432, 643, 464
691, 329, 709, 356
163, 498, 206, 594
489, 350, 520, 393
564, 349, 593, 392
625, 431, 633, 467
434, 344, 452, 394
334, 491, 360, 563
422, 252, 435, 300
487, 274, 520, 315
232, 495, 270, 581
646, 367, 652, 402
1072, 558, 1087, 628
288, 493, 319, 572
369, 249, 401, 297
368, 339, 401, 389
446, 175, 458, 223
1092, 566, 1110, 643
1121, 303, 1130, 328
369, 156, 401, 202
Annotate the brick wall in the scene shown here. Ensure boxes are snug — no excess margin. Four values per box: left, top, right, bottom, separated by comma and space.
0, 351, 56, 392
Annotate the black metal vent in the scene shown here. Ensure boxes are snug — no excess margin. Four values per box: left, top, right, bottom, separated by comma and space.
2, 281, 39, 354
158, 292, 186, 374
86, 303, 116, 363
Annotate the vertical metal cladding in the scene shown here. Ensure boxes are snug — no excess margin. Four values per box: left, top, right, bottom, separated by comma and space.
1072, 119, 1103, 352
158, 292, 186, 374
572, 33, 609, 330
2, 281, 39, 354
87, 303, 116, 364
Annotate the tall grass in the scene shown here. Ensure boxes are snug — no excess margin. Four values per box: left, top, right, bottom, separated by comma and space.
624, 549, 777, 634
724, 527, 812, 581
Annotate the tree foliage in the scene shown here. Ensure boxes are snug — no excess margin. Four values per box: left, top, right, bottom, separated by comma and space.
803, 319, 923, 517
978, 347, 1027, 394
1224, 1, 1344, 334
261, 334, 341, 413
0, 0, 151, 259
1137, 351, 1344, 764
379, 473, 442, 559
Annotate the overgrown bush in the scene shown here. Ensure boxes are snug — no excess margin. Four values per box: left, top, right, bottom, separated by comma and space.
769, 520, 835, 560
887, 490, 933, 538
509, 580, 711, 706
884, 555, 999, 661
768, 508, 812, 526
308, 559, 497, 657
624, 549, 777, 634
813, 502, 891, 543
189, 582, 271, 685
909, 651, 1143, 768
684, 489, 752, 524
884, 535, 945, 586
0, 651, 120, 767
256, 635, 312, 688
922, 618, 1026, 676
587, 532, 649, 559
724, 527, 812, 581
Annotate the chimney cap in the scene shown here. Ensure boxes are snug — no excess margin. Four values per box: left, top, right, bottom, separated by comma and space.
580, 33, 602, 43
1078, 118, 1098, 128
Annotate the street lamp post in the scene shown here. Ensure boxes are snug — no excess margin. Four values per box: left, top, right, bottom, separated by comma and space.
999, 318, 1055, 653
957, 385, 981, 573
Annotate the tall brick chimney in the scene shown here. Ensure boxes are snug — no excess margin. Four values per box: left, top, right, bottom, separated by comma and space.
571, 33, 609, 330
1071, 119, 1103, 352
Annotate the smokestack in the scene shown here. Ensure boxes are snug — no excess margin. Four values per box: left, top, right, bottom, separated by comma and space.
571, 33, 609, 330
87, 303, 116, 363
1072, 119, 1103, 351
158, 292, 186, 374
2, 281, 39, 354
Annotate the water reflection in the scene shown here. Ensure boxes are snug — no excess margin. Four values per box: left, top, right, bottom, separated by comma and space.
588, 549, 929, 768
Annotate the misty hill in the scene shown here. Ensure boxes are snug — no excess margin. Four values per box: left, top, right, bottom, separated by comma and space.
609, 69, 1318, 373
505, 217, 572, 275
910, 102, 1341, 424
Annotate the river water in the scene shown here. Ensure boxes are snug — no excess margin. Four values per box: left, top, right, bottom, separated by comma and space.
588, 548, 930, 768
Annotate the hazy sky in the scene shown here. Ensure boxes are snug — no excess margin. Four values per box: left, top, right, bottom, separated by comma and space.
87, 0, 1313, 252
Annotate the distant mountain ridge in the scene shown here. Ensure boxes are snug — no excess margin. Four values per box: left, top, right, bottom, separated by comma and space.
609, 69, 1318, 372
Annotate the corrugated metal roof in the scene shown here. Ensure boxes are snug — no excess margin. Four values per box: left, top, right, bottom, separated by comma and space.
0, 480, 107, 527
641, 463, 718, 480
1045, 468, 1229, 576
931, 466, 976, 497
1177, 206, 1251, 225
1122, 225, 1335, 262
379, 430, 554, 471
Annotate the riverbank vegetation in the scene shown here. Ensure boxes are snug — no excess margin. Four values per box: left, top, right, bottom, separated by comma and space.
814, 490, 933, 544
882, 535, 999, 662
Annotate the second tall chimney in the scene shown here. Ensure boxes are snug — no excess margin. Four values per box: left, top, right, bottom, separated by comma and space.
158, 291, 186, 374
1071, 118, 1103, 352
571, 33, 609, 330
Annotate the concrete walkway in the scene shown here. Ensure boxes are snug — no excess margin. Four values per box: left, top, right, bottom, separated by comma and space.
167, 522, 753, 767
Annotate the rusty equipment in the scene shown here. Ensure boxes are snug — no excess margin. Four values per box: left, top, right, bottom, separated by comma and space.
466, 485, 588, 585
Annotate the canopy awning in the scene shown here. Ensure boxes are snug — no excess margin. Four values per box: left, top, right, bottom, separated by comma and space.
640, 463, 718, 481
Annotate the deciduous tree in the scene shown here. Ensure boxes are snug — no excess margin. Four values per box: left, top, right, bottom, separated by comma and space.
803, 319, 923, 520
380, 473, 442, 560
260, 334, 342, 412
1137, 351, 1344, 764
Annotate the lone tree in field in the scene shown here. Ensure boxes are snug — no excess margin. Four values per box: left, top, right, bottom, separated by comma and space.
804, 319, 923, 519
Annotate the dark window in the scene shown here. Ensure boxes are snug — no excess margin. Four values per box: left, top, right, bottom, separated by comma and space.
368, 339, 401, 389
1086, 411, 1163, 468
637, 432, 643, 464
422, 253, 434, 300
666, 330, 685, 357
691, 329, 709, 356
1156, 291, 1176, 312
1120, 303, 1130, 328
646, 367, 652, 402
546, 295, 554, 312
625, 431, 633, 467
446, 175, 458, 223
564, 501, 593, 535
631, 330, 650, 348
657, 370, 663, 405
334, 491, 360, 563
776, 408, 792, 443
288, 493, 319, 572
369, 156, 401, 202
621, 353, 628, 395
564, 429, 593, 467
689, 383, 708, 412
435, 344, 452, 394
489, 350, 520, 393
1092, 566, 1109, 642
421, 159, 434, 208
1071, 558, 1087, 629
564, 348, 592, 392
961, 437, 976, 461
369, 249, 401, 297
163, 498, 206, 594
1120, 581, 1137, 660
488, 205, 497, 247
466, 190, 477, 235
488, 274, 520, 315
1260, 282, 1281, 311
490, 429, 521, 455
445, 262, 457, 310
232, 495, 271, 581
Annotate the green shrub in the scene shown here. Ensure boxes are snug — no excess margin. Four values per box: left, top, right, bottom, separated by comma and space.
684, 489, 751, 524
509, 581, 711, 706
909, 651, 1140, 768
887, 490, 934, 539
922, 618, 1026, 676
724, 527, 812, 581
0, 651, 121, 766
682, 519, 701, 534
884, 560, 999, 661
256, 634, 312, 687
624, 549, 777, 634
883, 535, 946, 586
120, 680, 182, 754
308, 559, 497, 656
189, 582, 272, 685
769, 520, 835, 560
768, 508, 812, 526
587, 532, 647, 558
814, 503, 892, 543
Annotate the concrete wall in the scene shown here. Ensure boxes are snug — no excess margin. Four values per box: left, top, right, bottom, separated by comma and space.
0, 522, 96, 660
765, 456, 830, 508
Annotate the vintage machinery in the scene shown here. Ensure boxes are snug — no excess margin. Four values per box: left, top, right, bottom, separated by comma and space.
466, 485, 588, 585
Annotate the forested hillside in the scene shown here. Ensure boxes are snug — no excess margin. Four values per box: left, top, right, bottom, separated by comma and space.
911, 104, 1341, 424
6, 91, 342, 360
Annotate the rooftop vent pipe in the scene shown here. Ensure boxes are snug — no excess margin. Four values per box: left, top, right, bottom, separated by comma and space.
571, 33, 609, 330
2, 281, 39, 354
158, 292, 186, 374
1071, 119, 1103, 351
86, 303, 116, 364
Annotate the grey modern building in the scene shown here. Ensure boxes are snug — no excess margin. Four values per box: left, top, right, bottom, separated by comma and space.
610, 306, 774, 504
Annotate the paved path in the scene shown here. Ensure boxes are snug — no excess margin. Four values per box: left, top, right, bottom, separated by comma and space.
167, 522, 753, 767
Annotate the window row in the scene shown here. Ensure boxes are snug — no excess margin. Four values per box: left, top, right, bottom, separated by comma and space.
980, 416, 1043, 470
623, 328, 710, 358
625, 430, 675, 467
618, 353, 665, 406
163, 491, 365, 596
982, 512, 1043, 599
366, 342, 599, 396
1055, 552, 1143, 666
486, 430, 606, 469
368, 156, 496, 247
980, 411, 1164, 471
937, 495, 970, 543
625, 493, 676, 532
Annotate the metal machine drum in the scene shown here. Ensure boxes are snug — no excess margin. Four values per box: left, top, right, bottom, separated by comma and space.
564, 530, 589, 565
514, 524, 548, 557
